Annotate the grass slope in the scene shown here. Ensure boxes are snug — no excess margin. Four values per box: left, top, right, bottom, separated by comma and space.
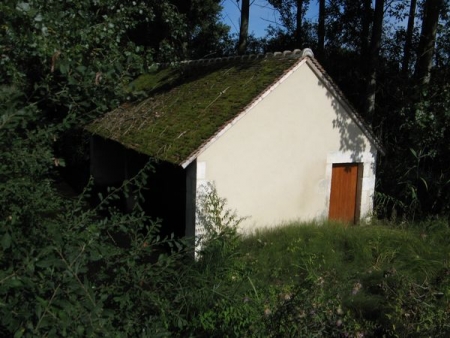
194, 221, 450, 337
240, 221, 448, 286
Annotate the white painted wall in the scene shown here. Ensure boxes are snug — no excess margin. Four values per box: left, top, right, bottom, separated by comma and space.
196, 60, 377, 233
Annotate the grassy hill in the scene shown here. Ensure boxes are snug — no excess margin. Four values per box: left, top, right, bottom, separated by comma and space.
191, 219, 450, 337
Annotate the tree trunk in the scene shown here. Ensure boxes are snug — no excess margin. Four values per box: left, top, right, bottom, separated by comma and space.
317, 0, 326, 58
295, 0, 304, 48
360, 0, 372, 66
363, 0, 384, 123
414, 0, 444, 86
402, 0, 417, 75
359, 0, 372, 114
237, 0, 250, 55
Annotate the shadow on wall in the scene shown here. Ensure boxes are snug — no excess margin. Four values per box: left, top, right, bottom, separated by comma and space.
319, 77, 373, 162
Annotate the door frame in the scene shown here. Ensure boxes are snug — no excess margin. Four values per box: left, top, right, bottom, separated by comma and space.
325, 151, 375, 223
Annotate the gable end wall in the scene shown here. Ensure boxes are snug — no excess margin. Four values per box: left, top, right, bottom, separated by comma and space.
195, 61, 377, 232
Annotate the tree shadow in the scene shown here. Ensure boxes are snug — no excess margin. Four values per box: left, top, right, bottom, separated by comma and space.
318, 75, 380, 164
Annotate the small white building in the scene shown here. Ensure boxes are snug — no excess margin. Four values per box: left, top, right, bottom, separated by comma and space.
89, 49, 383, 237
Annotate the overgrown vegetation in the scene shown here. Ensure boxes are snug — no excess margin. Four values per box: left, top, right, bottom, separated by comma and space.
2, 0, 450, 336
3, 123, 447, 337
1, 97, 449, 335
166, 217, 449, 337
236, 220, 450, 336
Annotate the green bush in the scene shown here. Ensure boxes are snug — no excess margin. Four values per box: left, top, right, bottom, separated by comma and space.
0, 92, 188, 337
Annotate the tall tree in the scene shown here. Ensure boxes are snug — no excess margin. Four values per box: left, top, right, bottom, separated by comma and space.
128, 0, 227, 61
360, 0, 372, 66
268, 0, 310, 48
295, 0, 305, 47
402, 0, 417, 75
363, 0, 385, 122
237, 0, 250, 54
414, 0, 445, 86
317, 0, 326, 57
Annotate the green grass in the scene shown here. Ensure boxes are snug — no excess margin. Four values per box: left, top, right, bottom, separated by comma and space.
239, 221, 450, 288
198, 220, 450, 337
169, 219, 450, 336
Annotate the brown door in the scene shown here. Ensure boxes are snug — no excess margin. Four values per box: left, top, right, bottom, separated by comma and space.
328, 163, 360, 223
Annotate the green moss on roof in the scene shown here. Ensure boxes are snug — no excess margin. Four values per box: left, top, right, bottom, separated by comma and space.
88, 56, 301, 165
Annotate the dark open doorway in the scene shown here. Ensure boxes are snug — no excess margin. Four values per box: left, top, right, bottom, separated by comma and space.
90, 135, 187, 238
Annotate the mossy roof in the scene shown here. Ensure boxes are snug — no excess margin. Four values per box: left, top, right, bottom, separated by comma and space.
87, 52, 305, 165
88, 49, 383, 166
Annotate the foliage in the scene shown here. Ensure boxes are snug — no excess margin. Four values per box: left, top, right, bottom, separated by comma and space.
195, 182, 245, 264
237, 221, 450, 337
375, 71, 450, 219
142, 219, 450, 337
0, 0, 227, 125
267, 0, 311, 36
168, 183, 261, 337
0, 89, 190, 336
1, 0, 152, 121
0, 2, 232, 336
3, 0, 450, 335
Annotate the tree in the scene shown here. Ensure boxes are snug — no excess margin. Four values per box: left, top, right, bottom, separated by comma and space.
237, 0, 251, 54
295, 0, 306, 47
0, 1, 231, 335
414, 0, 445, 86
402, 0, 418, 75
268, 0, 311, 48
360, 0, 372, 67
317, 0, 326, 58
128, 0, 229, 60
183, 0, 231, 58
363, 0, 385, 122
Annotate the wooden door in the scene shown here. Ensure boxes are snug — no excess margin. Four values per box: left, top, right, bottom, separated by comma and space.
328, 163, 360, 223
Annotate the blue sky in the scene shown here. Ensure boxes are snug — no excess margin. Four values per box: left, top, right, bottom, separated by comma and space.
220, 0, 320, 38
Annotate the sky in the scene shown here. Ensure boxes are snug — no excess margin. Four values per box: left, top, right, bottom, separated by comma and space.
220, 0, 320, 38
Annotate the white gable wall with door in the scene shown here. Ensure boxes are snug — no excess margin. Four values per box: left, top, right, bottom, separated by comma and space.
193, 59, 377, 233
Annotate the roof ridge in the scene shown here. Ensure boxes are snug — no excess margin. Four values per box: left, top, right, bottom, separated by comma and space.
158, 48, 315, 69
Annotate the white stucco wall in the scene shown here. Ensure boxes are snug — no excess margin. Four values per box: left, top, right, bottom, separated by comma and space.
195, 60, 377, 233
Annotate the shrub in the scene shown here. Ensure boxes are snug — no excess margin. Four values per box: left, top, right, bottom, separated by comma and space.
195, 182, 245, 263
0, 92, 188, 336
